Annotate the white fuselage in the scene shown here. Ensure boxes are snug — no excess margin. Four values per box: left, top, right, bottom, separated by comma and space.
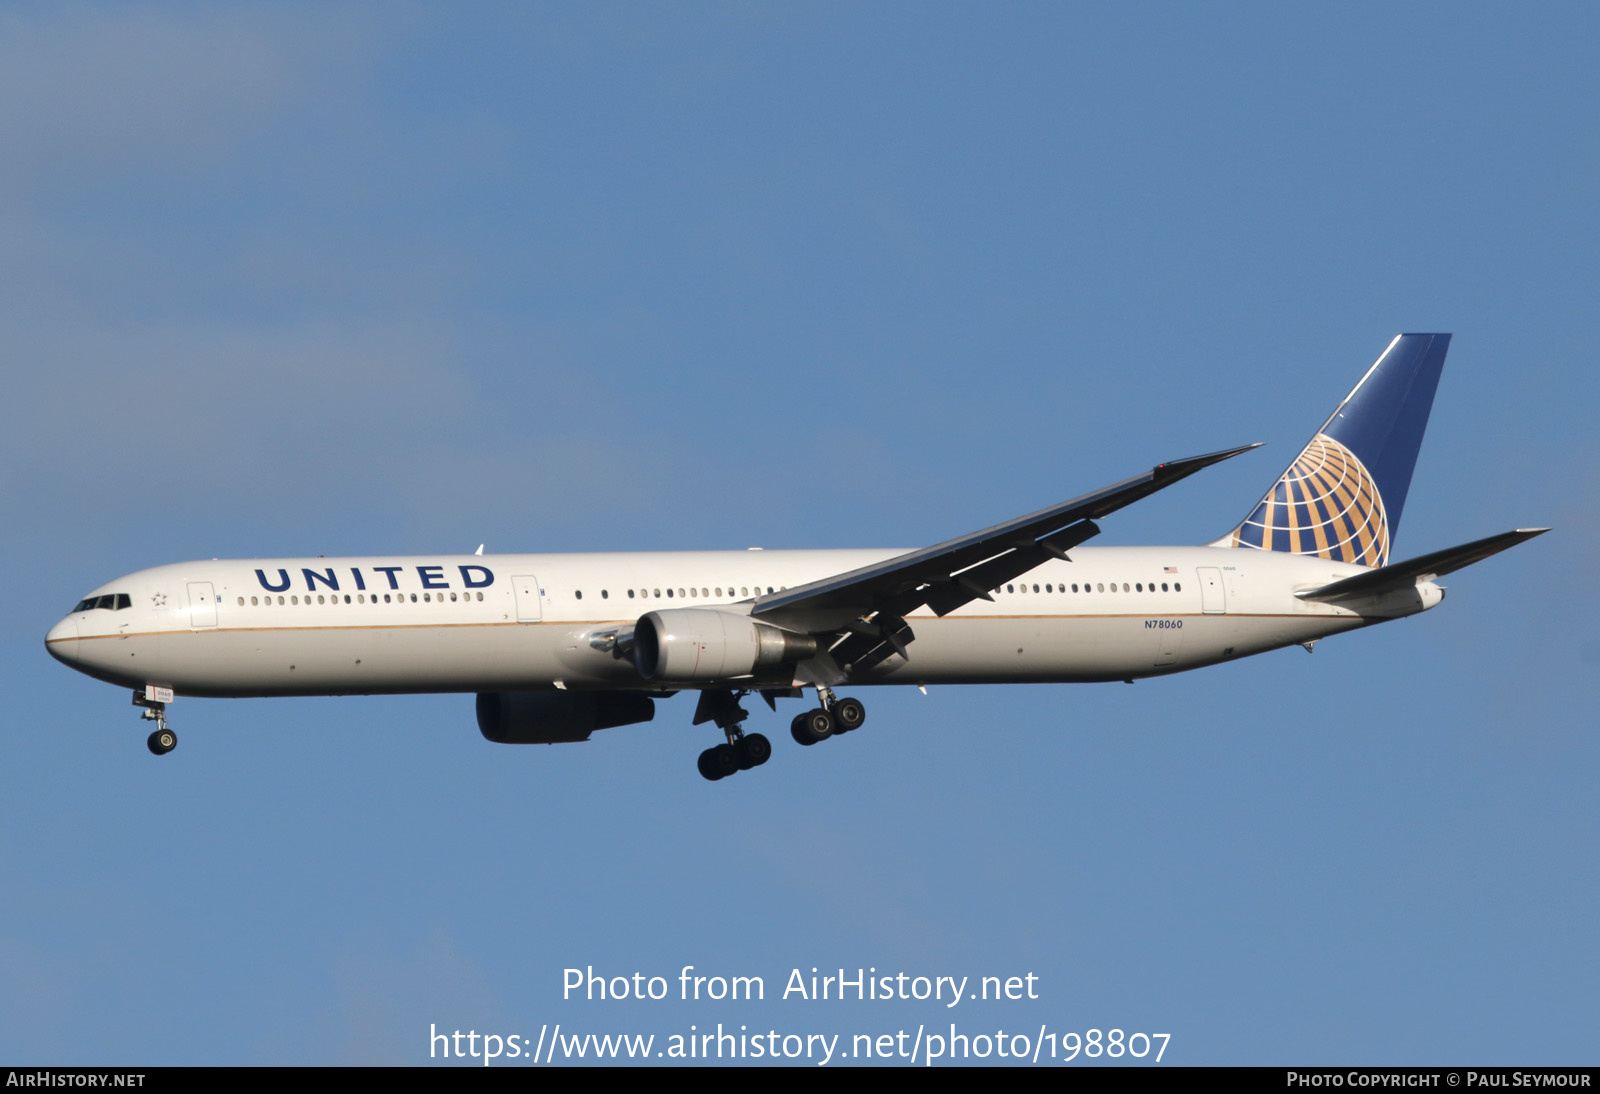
44, 545, 1441, 698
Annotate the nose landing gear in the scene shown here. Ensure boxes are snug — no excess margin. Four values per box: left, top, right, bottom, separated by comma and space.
133, 687, 176, 755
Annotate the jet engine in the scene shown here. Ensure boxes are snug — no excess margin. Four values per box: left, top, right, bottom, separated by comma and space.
475, 690, 655, 744
630, 609, 818, 682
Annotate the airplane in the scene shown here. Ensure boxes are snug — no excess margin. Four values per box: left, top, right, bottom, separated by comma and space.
46, 334, 1545, 781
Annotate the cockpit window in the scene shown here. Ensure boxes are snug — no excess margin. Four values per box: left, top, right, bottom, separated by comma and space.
75, 593, 132, 612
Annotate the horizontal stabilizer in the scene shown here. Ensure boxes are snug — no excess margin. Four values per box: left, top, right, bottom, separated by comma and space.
1295, 528, 1549, 603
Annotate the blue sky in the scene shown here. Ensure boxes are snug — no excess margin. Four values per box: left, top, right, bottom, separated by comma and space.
3, 4, 1595, 1066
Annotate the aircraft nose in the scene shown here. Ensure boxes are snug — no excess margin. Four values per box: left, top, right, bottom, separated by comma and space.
45, 616, 79, 664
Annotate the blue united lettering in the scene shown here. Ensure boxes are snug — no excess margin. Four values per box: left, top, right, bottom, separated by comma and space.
255, 563, 495, 592
304, 567, 339, 592
255, 568, 291, 592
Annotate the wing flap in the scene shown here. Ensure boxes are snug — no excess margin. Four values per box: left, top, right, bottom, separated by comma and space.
1295, 528, 1549, 603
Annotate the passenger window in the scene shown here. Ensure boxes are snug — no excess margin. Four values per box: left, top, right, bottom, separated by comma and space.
1032, 584, 1039, 593
1174, 583, 1182, 591
601, 590, 609, 599
476, 591, 483, 601
575, 590, 583, 600
628, 589, 635, 598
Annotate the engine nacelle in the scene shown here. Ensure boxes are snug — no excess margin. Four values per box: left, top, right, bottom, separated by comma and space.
631, 608, 818, 682
475, 690, 655, 744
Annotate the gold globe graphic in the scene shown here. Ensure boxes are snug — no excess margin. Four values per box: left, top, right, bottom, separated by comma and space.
1232, 434, 1389, 566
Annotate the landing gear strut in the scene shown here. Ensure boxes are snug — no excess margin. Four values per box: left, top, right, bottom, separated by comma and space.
133, 688, 176, 755
694, 690, 771, 782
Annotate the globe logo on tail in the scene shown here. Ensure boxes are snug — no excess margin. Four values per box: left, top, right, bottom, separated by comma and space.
1229, 433, 1389, 567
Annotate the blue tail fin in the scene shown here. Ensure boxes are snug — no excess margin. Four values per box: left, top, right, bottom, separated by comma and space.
1217, 333, 1450, 567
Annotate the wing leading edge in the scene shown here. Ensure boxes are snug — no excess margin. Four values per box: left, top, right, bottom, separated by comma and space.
752, 443, 1261, 673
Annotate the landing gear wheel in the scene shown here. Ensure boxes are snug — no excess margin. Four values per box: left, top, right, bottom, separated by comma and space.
698, 744, 740, 781
790, 712, 814, 746
147, 729, 177, 756
736, 733, 772, 769
833, 697, 866, 733
791, 707, 834, 746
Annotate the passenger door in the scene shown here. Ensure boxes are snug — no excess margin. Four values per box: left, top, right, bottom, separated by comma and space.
186, 582, 218, 628
512, 575, 544, 623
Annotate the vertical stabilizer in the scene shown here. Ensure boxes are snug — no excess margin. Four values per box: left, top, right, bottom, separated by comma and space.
1216, 333, 1450, 567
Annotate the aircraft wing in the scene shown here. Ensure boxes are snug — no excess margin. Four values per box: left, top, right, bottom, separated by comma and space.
752, 443, 1261, 672
1294, 527, 1550, 604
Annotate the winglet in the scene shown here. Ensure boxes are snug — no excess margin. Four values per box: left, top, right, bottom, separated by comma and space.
1152, 442, 1263, 483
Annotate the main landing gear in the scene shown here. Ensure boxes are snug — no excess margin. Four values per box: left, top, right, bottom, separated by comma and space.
133, 688, 177, 756
788, 686, 866, 747
693, 686, 869, 781
693, 690, 771, 782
